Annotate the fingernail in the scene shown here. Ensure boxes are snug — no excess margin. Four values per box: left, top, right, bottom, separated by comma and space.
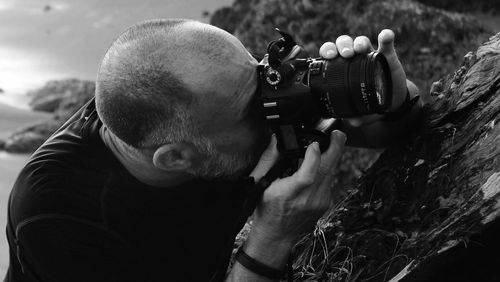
320, 42, 336, 57
353, 43, 363, 51
379, 29, 395, 44
341, 48, 354, 57
326, 49, 336, 58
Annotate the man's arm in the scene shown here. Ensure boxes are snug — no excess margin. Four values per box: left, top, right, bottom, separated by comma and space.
226, 229, 293, 281
226, 131, 346, 281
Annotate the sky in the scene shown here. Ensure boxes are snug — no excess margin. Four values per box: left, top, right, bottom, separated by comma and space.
0, 0, 233, 103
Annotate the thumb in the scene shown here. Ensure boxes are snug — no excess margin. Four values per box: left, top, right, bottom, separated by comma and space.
250, 134, 279, 182
377, 29, 401, 73
377, 29, 407, 111
377, 29, 396, 58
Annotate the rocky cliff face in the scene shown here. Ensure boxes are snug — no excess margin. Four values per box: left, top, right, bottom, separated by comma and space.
28, 79, 95, 118
290, 31, 500, 282
210, 0, 492, 95
416, 0, 500, 14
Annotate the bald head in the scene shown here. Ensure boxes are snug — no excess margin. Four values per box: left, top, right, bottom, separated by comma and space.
95, 19, 258, 149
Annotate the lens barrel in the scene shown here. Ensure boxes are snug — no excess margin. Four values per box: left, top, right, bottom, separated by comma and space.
309, 52, 392, 118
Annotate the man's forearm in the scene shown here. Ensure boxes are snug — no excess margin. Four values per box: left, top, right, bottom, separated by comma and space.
225, 229, 293, 281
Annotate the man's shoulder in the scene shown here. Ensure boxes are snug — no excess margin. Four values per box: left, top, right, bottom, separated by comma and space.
9, 99, 115, 225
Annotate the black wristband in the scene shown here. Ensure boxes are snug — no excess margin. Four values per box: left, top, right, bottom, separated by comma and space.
381, 88, 420, 122
235, 247, 286, 280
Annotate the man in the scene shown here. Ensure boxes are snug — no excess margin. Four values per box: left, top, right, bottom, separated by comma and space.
5, 19, 421, 281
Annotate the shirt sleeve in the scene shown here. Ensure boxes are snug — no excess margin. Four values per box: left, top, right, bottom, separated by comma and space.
15, 215, 144, 282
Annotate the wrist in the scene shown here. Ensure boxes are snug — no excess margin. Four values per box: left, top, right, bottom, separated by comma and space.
388, 79, 419, 110
243, 227, 294, 270
382, 80, 421, 122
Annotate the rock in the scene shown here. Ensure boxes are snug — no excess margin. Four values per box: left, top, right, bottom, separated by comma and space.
4, 132, 47, 153
3, 79, 95, 153
292, 32, 500, 281
416, 0, 500, 14
28, 79, 95, 114
4, 120, 62, 153
29, 94, 64, 112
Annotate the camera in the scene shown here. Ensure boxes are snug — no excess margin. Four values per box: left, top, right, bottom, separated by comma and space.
257, 29, 393, 157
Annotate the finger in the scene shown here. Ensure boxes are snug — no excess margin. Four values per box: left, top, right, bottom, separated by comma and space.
319, 130, 346, 173
318, 130, 346, 197
250, 134, 279, 182
319, 42, 338, 59
335, 35, 354, 58
353, 36, 374, 54
292, 142, 321, 189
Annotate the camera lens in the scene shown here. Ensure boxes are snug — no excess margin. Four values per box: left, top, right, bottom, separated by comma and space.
309, 51, 392, 118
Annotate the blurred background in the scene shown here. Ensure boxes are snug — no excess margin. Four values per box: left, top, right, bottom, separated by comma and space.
0, 0, 498, 278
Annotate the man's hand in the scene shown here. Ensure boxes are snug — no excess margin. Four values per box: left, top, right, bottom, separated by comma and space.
319, 29, 418, 127
249, 131, 345, 245
227, 132, 345, 281
238, 131, 344, 272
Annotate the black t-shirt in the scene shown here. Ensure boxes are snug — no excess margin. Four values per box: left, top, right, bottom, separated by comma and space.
4, 98, 255, 282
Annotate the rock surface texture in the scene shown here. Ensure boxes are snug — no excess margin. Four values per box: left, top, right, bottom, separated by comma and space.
291, 33, 500, 282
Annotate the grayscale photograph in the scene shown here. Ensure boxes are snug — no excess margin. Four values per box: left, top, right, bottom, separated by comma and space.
0, 0, 499, 281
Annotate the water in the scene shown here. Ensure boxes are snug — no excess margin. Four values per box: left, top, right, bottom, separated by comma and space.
0, 152, 31, 277
0, 92, 30, 110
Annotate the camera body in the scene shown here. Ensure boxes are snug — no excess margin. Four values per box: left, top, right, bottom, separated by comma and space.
257, 29, 392, 157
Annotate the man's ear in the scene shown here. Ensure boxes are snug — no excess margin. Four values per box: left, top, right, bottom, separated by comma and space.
152, 142, 199, 172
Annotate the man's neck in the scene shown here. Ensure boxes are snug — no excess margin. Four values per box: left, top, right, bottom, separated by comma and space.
99, 126, 192, 187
